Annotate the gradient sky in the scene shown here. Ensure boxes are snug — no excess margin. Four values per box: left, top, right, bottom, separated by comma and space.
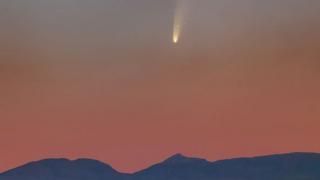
1, 0, 320, 173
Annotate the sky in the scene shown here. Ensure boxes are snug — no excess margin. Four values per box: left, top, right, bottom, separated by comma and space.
1, 0, 320, 173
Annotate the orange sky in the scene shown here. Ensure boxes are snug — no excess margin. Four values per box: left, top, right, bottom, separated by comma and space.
1, 0, 320, 173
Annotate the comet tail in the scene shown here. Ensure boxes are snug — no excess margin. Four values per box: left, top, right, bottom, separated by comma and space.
173, 0, 188, 43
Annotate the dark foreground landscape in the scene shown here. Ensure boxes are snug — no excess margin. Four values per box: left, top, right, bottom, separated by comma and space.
1, 152, 320, 180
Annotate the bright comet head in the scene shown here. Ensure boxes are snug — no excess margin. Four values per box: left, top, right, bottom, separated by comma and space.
173, 34, 179, 43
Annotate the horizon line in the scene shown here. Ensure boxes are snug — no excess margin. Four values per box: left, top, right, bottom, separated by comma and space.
1, 151, 319, 174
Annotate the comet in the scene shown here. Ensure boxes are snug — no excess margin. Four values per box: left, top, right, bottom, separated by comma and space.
172, 0, 189, 44
173, 24, 180, 43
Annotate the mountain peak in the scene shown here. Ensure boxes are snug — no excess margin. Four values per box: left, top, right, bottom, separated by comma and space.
165, 153, 188, 161
33, 158, 114, 169
166, 153, 185, 160
162, 153, 208, 165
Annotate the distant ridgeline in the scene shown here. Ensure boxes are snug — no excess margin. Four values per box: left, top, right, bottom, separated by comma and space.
1, 152, 320, 180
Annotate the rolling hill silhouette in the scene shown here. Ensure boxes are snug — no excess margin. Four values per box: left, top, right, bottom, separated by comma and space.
1, 152, 320, 180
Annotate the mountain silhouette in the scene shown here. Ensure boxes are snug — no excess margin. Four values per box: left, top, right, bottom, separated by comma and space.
0, 158, 127, 180
1, 152, 320, 180
133, 153, 212, 180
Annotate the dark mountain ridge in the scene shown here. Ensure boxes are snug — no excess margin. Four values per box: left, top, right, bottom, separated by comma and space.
0, 158, 127, 180
1, 152, 320, 180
